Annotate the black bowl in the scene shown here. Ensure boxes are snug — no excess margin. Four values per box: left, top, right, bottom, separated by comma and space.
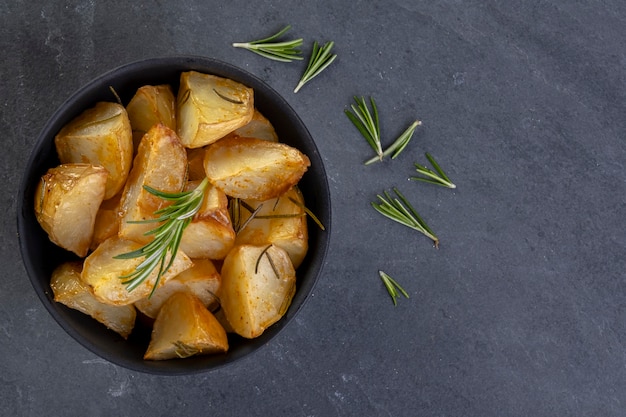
16, 56, 331, 375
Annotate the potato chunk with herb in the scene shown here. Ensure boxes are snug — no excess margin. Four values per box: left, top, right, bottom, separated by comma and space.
176, 71, 254, 148
81, 237, 192, 306
51, 261, 136, 339
179, 180, 236, 259
55, 102, 133, 199
144, 291, 228, 360
219, 244, 296, 339
203, 136, 310, 200
235, 187, 308, 268
118, 123, 187, 244
135, 258, 221, 319
35, 163, 108, 257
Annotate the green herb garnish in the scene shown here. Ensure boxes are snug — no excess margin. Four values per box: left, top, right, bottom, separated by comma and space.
294, 41, 337, 93
371, 187, 438, 247
379, 270, 409, 306
115, 178, 209, 295
345, 96, 421, 164
410, 152, 456, 188
232, 25, 303, 62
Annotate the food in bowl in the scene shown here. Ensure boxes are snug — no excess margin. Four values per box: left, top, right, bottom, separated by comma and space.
18, 57, 330, 374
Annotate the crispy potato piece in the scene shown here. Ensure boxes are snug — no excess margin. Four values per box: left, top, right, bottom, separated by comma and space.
232, 109, 278, 142
126, 84, 176, 152
90, 192, 121, 251
179, 180, 236, 259
81, 237, 192, 306
235, 187, 308, 268
135, 258, 221, 319
203, 136, 310, 200
220, 244, 296, 339
51, 261, 136, 339
176, 71, 254, 148
144, 291, 228, 360
55, 102, 133, 199
35, 163, 108, 257
118, 123, 187, 243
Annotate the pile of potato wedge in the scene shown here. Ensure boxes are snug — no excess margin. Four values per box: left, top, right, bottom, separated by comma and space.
36, 71, 312, 360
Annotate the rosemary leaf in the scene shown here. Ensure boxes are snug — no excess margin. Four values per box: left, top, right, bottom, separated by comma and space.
294, 41, 337, 93
345, 96, 382, 160
364, 120, 421, 165
115, 178, 209, 295
232, 25, 304, 62
371, 187, 439, 247
379, 270, 409, 306
409, 152, 456, 188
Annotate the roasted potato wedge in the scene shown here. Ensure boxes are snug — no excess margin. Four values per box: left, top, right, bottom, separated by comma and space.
51, 261, 136, 339
35, 163, 108, 257
55, 101, 133, 199
203, 136, 310, 200
126, 84, 176, 151
81, 237, 192, 306
176, 71, 254, 148
179, 180, 236, 259
135, 258, 221, 319
118, 123, 187, 243
232, 109, 278, 142
219, 244, 296, 339
144, 291, 228, 360
235, 187, 308, 268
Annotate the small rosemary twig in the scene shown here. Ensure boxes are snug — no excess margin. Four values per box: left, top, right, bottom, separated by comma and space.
294, 41, 337, 93
379, 270, 410, 306
232, 25, 304, 62
410, 152, 456, 188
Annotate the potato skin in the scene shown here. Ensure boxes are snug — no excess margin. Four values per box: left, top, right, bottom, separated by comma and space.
177, 71, 254, 148
144, 291, 228, 360
35, 163, 108, 257
51, 261, 136, 339
219, 244, 296, 339
203, 136, 310, 200
118, 123, 187, 243
55, 101, 133, 200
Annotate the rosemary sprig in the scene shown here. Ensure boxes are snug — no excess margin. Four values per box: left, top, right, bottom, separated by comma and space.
115, 178, 209, 295
371, 187, 439, 247
232, 25, 304, 62
345, 96, 421, 164
294, 41, 337, 93
410, 152, 456, 188
287, 197, 326, 231
345, 96, 382, 160
363, 120, 421, 165
379, 270, 409, 306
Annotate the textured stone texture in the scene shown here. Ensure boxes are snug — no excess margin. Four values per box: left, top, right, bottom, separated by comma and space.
2, 1, 626, 416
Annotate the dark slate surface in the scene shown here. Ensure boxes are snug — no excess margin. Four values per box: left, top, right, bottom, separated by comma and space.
2, 1, 625, 416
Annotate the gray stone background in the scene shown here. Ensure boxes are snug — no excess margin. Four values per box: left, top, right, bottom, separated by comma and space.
2, 1, 625, 416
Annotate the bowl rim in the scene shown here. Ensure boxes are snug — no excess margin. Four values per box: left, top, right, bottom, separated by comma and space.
16, 55, 331, 375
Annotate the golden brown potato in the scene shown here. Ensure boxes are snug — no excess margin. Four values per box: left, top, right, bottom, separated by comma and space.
55, 101, 133, 199
235, 187, 308, 268
126, 84, 176, 151
51, 261, 136, 339
134, 258, 221, 319
232, 109, 278, 142
219, 244, 296, 339
35, 163, 108, 257
118, 123, 187, 243
179, 180, 236, 259
203, 136, 310, 200
81, 236, 193, 306
144, 291, 228, 360
176, 71, 254, 148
